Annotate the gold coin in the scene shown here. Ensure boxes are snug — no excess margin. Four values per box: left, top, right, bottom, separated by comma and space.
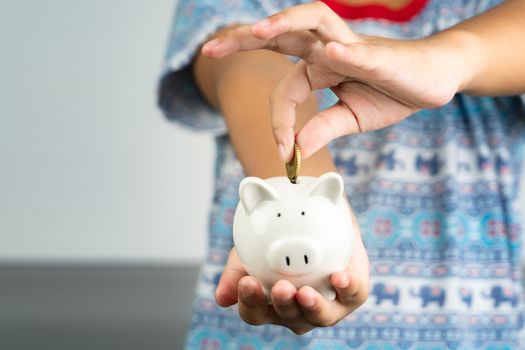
285, 143, 301, 184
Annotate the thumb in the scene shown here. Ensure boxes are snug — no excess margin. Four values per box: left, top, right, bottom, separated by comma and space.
296, 101, 361, 159
215, 249, 247, 307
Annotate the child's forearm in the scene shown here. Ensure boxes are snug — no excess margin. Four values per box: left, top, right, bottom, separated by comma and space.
193, 49, 335, 177
433, 0, 525, 96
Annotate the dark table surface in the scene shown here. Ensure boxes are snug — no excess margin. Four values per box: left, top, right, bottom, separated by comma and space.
0, 264, 200, 350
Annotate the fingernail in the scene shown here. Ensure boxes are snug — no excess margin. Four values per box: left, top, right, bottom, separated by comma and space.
278, 144, 287, 162
240, 284, 255, 300
300, 296, 316, 308
274, 289, 293, 303
336, 274, 349, 289
203, 38, 220, 49
253, 19, 271, 30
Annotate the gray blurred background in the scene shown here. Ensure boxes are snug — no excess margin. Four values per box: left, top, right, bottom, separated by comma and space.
0, 0, 212, 349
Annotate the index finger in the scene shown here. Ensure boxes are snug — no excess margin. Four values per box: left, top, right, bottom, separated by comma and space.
202, 23, 319, 60
270, 60, 312, 162
252, 1, 358, 44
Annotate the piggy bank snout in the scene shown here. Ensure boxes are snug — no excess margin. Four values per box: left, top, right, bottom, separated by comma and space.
267, 236, 322, 276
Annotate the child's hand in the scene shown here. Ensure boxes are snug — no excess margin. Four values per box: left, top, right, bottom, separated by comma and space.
203, 1, 466, 162
215, 217, 369, 335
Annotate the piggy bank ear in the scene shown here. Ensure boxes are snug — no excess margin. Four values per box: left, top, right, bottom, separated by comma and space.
307, 172, 344, 205
239, 177, 279, 214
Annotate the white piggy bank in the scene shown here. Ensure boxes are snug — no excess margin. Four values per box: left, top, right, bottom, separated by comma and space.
233, 172, 353, 301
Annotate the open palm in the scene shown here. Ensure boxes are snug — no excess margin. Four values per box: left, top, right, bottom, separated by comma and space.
215, 209, 369, 335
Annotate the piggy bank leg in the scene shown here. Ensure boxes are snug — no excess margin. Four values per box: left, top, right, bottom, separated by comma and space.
318, 285, 336, 301
262, 285, 273, 304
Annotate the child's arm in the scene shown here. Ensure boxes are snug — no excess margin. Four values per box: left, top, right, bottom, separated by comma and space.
445, 0, 525, 95
193, 42, 369, 334
202, 0, 525, 162
193, 45, 333, 176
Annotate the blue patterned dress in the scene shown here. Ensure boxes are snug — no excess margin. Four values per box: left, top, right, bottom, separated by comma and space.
158, 0, 525, 348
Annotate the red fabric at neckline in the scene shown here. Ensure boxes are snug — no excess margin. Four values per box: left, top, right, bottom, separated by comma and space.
320, 0, 428, 22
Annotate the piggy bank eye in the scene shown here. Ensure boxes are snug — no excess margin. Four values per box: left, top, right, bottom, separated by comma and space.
277, 213, 281, 218
301, 211, 305, 216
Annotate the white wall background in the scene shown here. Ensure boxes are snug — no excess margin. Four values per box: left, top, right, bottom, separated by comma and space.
0, 1, 524, 265
0, 0, 213, 264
